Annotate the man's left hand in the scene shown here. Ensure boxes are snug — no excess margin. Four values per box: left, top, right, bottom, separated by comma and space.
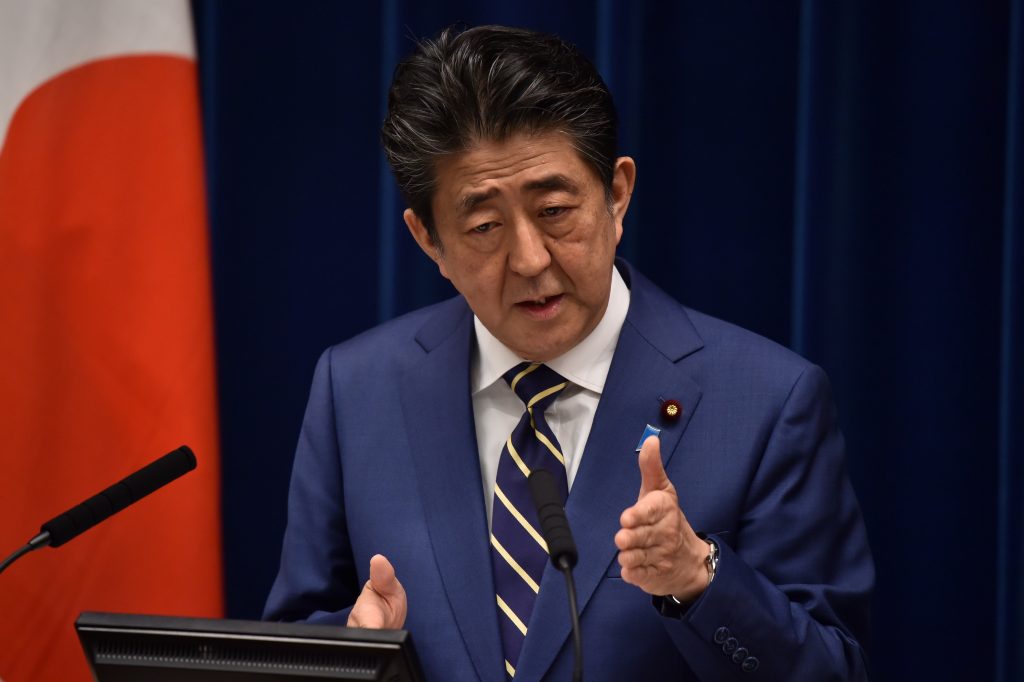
615, 435, 710, 603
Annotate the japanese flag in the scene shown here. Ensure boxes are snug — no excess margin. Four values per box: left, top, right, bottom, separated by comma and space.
0, 1, 223, 679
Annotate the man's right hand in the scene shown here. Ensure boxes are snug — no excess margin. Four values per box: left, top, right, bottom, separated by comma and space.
346, 554, 407, 629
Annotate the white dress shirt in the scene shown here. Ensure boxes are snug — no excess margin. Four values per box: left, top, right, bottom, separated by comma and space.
471, 268, 630, 526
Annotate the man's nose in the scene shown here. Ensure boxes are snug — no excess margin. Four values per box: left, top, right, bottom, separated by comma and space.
507, 218, 551, 276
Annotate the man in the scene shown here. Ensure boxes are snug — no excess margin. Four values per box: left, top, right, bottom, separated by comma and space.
265, 25, 873, 681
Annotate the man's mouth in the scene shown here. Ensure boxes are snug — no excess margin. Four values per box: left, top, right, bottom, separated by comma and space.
515, 294, 564, 318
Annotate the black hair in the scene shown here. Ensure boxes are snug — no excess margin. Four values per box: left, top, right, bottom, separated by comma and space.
381, 25, 618, 245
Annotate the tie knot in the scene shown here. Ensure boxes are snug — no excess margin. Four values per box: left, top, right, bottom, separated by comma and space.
503, 362, 568, 411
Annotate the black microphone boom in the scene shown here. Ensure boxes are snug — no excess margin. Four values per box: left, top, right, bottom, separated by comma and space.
0, 446, 197, 575
41, 445, 196, 547
528, 468, 583, 682
528, 468, 578, 569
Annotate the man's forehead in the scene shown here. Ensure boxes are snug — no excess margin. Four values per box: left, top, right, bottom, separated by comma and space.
435, 132, 592, 207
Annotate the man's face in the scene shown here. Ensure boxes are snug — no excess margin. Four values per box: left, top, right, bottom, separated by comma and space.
405, 131, 636, 361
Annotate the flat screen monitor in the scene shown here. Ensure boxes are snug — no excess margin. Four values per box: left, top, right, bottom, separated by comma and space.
75, 611, 424, 681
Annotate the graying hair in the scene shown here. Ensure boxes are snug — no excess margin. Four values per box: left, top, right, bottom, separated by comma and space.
381, 25, 618, 245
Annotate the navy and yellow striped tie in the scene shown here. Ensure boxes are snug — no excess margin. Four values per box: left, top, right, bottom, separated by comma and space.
490, 362, 569, 679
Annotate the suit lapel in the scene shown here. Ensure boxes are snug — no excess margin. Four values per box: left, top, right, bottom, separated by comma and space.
400, 300, 504, 682
514, 267, 705, 680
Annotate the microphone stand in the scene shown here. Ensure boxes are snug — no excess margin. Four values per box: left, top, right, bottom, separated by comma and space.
529, 468, 583, 681
558, 555, 583, 682
0, 531, 50, 575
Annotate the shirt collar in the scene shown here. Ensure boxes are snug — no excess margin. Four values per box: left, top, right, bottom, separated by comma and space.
471, 266, 630, 395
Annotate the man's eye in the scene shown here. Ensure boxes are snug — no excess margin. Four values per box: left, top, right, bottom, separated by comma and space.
541, 207, 566, 217
472, 222, 498, 234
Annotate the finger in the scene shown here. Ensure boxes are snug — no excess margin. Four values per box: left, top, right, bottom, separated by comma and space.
368, 554, 400, 598
615, 524, 656, 551
620, 563, 653, 587
368, 554, 408, 629
617, 547, 651, 569
637, 435, 670, 499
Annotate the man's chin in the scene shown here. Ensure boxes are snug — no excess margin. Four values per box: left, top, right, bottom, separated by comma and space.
505, 331, 579, 363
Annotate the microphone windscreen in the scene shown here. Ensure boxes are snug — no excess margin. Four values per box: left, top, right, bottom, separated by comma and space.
41, 446, 197, 547
528, 468, 578, 569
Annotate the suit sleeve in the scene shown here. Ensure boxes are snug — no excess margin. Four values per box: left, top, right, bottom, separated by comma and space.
263, 348, 359, 626
665, 364, 874, 680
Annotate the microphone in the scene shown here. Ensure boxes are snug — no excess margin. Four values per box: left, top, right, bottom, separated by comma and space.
0, 446, 197, 574
528, 468, 578, 569
528, 468, 582, 682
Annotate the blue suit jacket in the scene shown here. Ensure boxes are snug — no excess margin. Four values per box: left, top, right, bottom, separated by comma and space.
264, 261, 873, 681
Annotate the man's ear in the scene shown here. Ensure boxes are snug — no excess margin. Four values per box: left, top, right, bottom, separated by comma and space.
611, 157, 637, 244
404, 208, 449, 280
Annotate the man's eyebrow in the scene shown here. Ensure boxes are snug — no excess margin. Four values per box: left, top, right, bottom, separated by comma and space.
455, 174, 581, 216
457, 188, 498, 216
523, 174, 580, 194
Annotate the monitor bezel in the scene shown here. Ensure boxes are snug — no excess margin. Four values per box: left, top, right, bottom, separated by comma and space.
75, 611, 424, 681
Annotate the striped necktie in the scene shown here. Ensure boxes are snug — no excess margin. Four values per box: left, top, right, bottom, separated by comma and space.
490, 362, 569, 679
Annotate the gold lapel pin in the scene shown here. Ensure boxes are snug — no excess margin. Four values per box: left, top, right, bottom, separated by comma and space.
659, 398, 682, 422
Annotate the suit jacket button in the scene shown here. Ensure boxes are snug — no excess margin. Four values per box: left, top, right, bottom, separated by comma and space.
723, 637, 739, 655
742, 656, 760, 673
714, 627, 730, 644
732, 647, 749, 664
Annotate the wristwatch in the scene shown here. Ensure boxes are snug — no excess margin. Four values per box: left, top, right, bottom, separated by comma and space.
652, 537, 719, 619
701, 534, 720, 584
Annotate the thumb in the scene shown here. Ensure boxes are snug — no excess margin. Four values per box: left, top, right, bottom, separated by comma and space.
368, 554, 401, 598
637, 435, 671, 499
348, 554, 407, 629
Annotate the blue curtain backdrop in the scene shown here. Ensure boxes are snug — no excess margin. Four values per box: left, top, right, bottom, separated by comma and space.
193, 2, 1024, 680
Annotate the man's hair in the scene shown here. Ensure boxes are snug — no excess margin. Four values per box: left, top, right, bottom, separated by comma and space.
381, 25, 618, 245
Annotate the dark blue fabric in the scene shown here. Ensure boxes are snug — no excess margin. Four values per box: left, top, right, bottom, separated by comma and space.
998, 3, 1024, 681
193, 2, 1024, 680
263, 263, 872, 680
